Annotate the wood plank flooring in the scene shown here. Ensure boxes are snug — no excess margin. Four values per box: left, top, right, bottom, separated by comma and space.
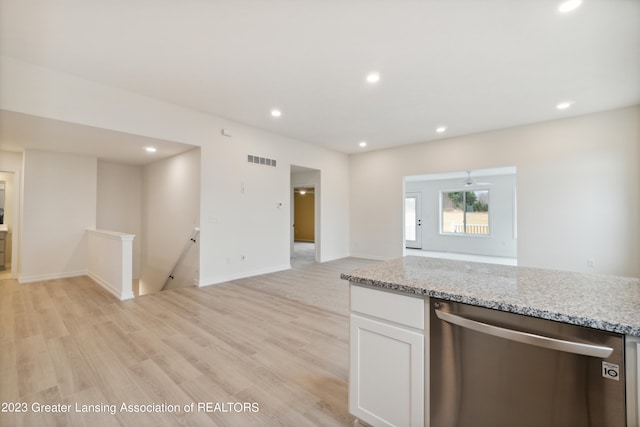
0, 257, 378, 426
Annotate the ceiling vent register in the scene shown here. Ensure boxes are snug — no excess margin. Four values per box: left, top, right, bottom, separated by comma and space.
248, 155, 277, 167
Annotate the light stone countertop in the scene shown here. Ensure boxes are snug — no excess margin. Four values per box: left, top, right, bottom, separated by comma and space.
341, 256, 640, 336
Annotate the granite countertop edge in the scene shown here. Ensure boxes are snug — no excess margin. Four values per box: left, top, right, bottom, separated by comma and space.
341, 272, 640, 337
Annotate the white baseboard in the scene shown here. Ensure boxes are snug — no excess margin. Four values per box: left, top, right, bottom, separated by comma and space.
347, 252, 391, 261
19, 270, 88, 284
199, 263, 292, 287
87, 271, 134, 301
318, 252, 351, 263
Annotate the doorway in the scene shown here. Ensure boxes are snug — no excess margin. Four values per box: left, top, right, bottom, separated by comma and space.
0, 171, 17, 280
293, 186, 315, 265
291, 165, 320, 265
403, 167, 518, 263
294, 187, 315, 243
405, 192, 422, 249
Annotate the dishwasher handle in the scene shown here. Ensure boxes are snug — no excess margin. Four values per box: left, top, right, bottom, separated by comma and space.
435, 308, 614, 358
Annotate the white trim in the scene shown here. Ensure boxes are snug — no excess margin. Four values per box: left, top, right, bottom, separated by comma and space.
439, 188, 492, 237
19, 270, 87, 284
86, 228, 135, 241
198, 263, 292, 287
405, 166, 517, 183
405, 249, 518, 266
636, 341, 640, 427
318, 252, 351, 263
627, 337, 640, 427
348, 253, 391, 262
88, 271, 134, 300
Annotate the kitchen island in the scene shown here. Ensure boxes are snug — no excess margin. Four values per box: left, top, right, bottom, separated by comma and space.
342, 256, 640, 427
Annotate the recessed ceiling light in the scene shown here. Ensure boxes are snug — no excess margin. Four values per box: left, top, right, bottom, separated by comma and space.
436, 126, 447, 133
366, 73, 380, 84
271, 109, 282, 118
359, 141, 367, 147
556, 101, 574, 110
145, 147, 157, 153
558, 0, 582, 13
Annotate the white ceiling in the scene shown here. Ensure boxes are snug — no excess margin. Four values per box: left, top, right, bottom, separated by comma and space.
0, 110, 196, 165
1, 0, 639, 160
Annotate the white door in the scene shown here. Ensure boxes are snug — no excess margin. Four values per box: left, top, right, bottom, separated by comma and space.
405, 192, 422, 249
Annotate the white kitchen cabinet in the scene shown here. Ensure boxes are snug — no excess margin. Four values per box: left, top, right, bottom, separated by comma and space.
349, 283, 640, 427
636, 340, 640, 427
627, 337, 640, 427
349, 285, 425, 427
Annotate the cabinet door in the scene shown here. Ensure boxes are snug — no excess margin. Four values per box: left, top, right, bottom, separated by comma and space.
349, 314, 424, 427
627, 337, 640, 427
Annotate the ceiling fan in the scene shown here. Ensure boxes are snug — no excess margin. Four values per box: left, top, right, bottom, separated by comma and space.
463, 171, 492, 187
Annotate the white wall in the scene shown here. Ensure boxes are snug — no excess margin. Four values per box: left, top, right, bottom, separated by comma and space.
406, 173, 517, 258
199, 126, 350, 285
292, 169, 321, 188
21, 150, 97, 282
141, 148, 200, 294
96, 160, 142, 279
19, 149, 201, 290
3, 58, 637, 278
350, 106, 640, 277
1, 58, 351, 286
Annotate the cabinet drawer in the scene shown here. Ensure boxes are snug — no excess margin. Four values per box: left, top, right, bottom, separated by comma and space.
350, 285, 424, 330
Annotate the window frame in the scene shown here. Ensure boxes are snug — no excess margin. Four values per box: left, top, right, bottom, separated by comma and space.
439, 188, 491, 237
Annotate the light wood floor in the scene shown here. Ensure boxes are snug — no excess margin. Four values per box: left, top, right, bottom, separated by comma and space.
0, 256, 378, 426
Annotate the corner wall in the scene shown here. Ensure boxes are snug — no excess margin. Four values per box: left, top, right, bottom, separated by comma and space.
96, 160, 143, 279
350, 106, 640, 277
140, 148, 200, 294
21, 150, 97, 282
199, 126, 350, 285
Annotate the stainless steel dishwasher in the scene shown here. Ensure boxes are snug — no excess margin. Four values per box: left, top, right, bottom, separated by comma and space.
430, 298, 626, 427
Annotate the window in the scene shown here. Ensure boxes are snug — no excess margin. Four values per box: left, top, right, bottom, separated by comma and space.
441, 190, 490, 235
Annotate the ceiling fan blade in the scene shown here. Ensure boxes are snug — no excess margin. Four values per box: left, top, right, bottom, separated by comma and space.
464, 179, 492, 187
